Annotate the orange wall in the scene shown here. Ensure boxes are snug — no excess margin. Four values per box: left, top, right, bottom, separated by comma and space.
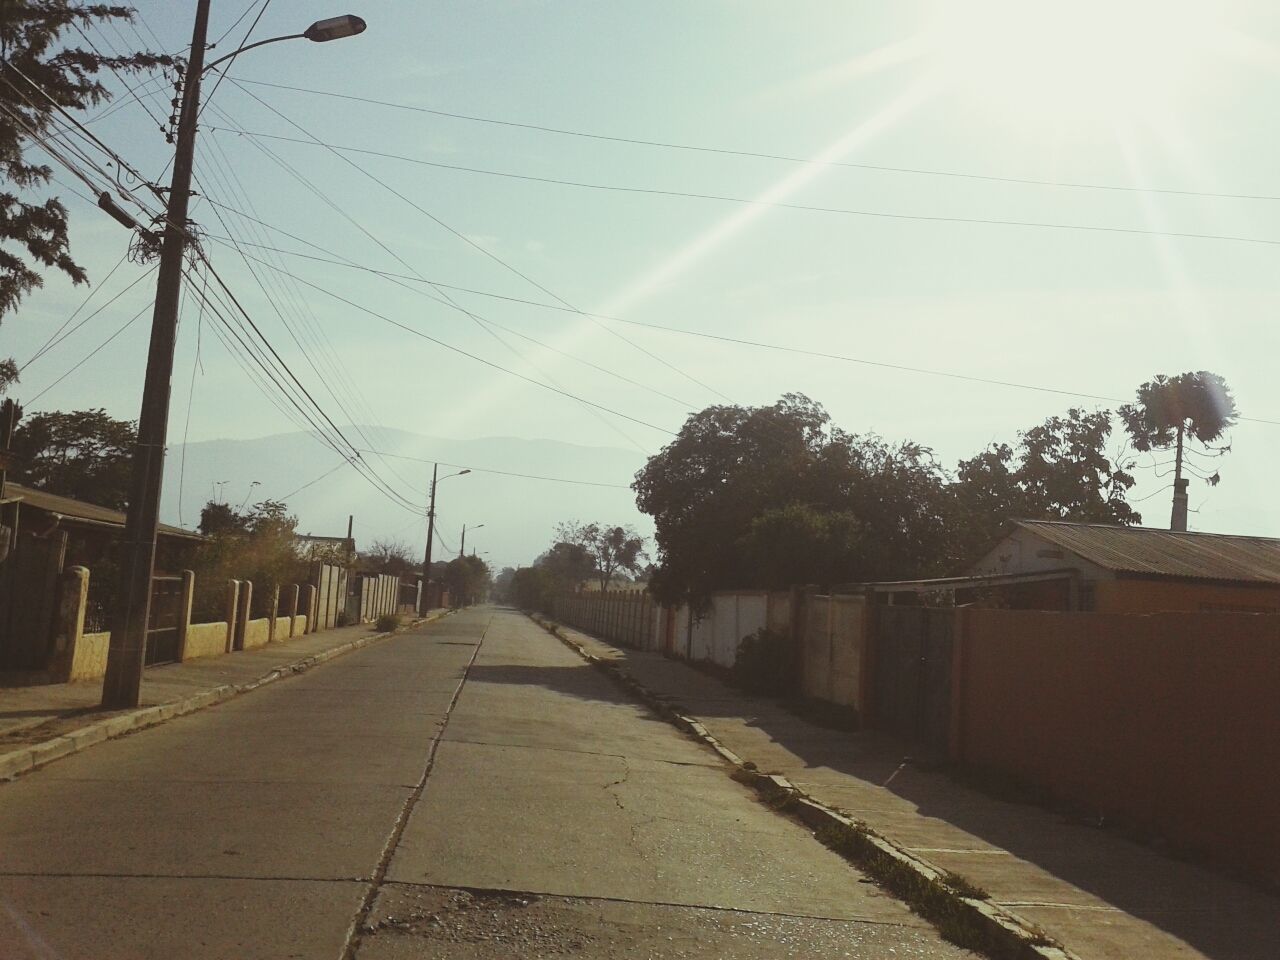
954, 609, 1280, 886
1095, 579, 1280, 614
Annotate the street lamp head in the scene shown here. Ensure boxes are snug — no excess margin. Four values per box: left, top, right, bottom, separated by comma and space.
458, 469, 472, 476
304, 15, 367, 42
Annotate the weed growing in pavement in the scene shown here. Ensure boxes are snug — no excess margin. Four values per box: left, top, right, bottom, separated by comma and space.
376, 614, 402, 633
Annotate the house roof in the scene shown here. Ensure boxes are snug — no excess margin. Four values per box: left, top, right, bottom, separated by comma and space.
1014, 519, 1280, 586
4, 483, 204, 542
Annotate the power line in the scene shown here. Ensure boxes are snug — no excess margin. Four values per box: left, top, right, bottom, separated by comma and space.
357, 448, 634, 489
233, 77, 1280, 205
203, 103, 664, 450
276, 459, 347, 502
29, 300, 153, 404
228, 79, 732, 404
22, 251, 129, 367
21, 263, 159, 371
212, 125, 1280, 252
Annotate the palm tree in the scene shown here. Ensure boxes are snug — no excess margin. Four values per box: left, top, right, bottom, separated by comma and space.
1119, 372, 1236, 531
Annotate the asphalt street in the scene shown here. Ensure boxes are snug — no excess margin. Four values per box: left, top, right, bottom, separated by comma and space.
0, 607, 974, 958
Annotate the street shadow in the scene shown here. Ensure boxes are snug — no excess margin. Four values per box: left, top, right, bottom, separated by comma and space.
594, 639, 1280, 960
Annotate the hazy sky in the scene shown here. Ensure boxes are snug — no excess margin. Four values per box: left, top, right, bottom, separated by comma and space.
7, 0, 1280, 559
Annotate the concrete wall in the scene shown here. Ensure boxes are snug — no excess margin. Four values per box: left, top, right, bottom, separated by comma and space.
69, 630, 110, 682
953, 608, 1280, 885
292, 614, 307, 636
800, 594, 868, 709
183, 621, 230, 661
241, 617, 271, 650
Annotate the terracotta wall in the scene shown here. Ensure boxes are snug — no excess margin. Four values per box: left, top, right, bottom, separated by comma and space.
1094, 579, 1280, 614
954, 609, 1280, 885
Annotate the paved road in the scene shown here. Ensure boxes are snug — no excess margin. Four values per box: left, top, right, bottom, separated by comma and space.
0, 607, 973, 958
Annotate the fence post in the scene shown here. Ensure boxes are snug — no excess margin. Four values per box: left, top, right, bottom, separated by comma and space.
48, 566, 90, 682
176, 569, 194, 659
266, 584, 281, 643
233, 580, 253, 651
299, 583, 317, 634
224, 580, 240, 653
283, 584, 300, 637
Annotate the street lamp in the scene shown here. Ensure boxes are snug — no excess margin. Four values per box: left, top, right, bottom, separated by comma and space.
460, 523, 485, 558
419, 466, 470, 615
101, 5, 366, 710
203, 15, 367, 73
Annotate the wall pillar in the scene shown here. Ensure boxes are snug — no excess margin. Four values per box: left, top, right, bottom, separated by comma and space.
48, 566, 90, 682
284, 583, 300, 637
233, 580, 253, 651
267, 584, 281, 642
176, 569, 195, 660
300, 583, 317, 634
224, 580, 240, 653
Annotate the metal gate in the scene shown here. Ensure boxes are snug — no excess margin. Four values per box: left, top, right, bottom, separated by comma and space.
145, 576, 183, 666
871, 605, 954, 755
0, 531, 67, 670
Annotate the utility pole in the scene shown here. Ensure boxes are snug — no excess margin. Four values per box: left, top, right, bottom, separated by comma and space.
1170, 422, 1189, 532
101, 0, 211, 708
419, 463, 438, 615
460, 523, 467, 559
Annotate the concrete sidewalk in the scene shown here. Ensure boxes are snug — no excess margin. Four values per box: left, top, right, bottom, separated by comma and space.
1, 612, 450, 771
556, 621, 1280, 960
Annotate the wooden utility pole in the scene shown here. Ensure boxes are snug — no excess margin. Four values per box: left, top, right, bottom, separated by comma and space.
418, 463, 438, 615
101, 0, 211, 708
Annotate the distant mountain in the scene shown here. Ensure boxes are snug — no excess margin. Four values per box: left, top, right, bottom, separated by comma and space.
161, 427, 651, 569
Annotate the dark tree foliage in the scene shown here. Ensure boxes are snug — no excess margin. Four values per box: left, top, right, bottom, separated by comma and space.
555, 520, 647, 591
950, 409, 1139, 563
633, 394, 953, 606
0, 3, 168, 316
10, 406, 134, 507
444, 554, 490, 606
1, 3, 169, 383
190, 498, 306, 620
358, 537, 415, 576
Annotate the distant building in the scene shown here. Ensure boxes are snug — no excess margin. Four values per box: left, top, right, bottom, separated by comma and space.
971, 520, 1280, 613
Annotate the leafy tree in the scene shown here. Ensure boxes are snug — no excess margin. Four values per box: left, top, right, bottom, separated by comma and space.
510, 565, 555, 612
10, 406, 134, 507
190, 499, 306, 620
556, 520, 647, 591
490, 565, 516, 604
1119, 371, 1236, 526
444, 554, 490, 606
738, 503, 862, 590
634, 394, 952, 605
359, 537, 415, 576
535, 540, 595, 589
1, 3, 169, 379
950, 408, 1139, 563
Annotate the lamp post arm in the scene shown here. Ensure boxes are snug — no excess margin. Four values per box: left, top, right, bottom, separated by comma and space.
203, 33, 305, 74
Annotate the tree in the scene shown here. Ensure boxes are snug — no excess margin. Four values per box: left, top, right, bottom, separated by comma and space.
444, 554, 490, 606
491, 565, 516, 604
359, 538, 415, 576
190, 499, 306, 620
1, 3, 169, 378
950, 408, 1139, 563
738, 503, 862, 590
556, 520, 647, 592
633, 394, 953, 605
10, 407, 135, 507
534, 540, 595, 589
510, 566, 555, 612
1119, 371, 1236, 528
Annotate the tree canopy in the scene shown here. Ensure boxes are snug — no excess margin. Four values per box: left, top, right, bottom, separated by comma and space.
633, 394, 1141, 606
10, 406, 134, 507
555, 520, 647, 591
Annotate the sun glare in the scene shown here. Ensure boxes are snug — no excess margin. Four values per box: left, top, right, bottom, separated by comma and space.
928, 0, 1222, 125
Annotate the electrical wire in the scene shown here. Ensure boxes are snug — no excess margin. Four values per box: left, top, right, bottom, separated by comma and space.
21, 251, 129, 366
228, 79, 732, 404
357, 449, 633, 489
233, 77, 1280, 205
28, 300, 153, 403
20, 264, 159, 371
215, 125, 1280, 252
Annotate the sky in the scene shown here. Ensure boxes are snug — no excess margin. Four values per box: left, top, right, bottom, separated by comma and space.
6, 0, 1280, 562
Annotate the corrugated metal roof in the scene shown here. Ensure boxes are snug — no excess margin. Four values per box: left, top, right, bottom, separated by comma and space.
1016, 520, 1280, 585
4, 483, 204, 541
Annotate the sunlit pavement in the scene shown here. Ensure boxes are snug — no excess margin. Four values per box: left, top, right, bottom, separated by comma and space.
0, 607, 974, 958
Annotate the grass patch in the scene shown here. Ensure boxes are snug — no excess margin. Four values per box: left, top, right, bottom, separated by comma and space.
815, 822, 1039, 959
375, 613, 402, 633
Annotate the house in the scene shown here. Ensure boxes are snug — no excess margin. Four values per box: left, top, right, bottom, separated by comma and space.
1, 482, 204, 571
971, 520, 1280, 613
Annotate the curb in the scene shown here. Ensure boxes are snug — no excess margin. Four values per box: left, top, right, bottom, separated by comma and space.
531, 613, 1078, 960
0, 611, 452, 783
